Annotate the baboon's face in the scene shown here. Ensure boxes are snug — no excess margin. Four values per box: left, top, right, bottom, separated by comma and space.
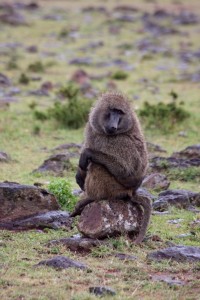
91, 105, 133, 135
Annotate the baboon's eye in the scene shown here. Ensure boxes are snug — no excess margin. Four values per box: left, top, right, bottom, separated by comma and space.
112, 108, 124, 115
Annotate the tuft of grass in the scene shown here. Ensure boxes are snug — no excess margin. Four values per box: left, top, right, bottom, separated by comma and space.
50, 84, 93, 129
48, 178, 77, 211
139, 101, 190, 132
28, 61, 45, 73
111, 70, 129, 80
19, 73, 30, 84
167, 167, 200, 183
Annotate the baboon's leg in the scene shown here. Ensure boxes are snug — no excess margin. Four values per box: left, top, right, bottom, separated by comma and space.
130, 195, 152, 244
79, 148, 142, 189
70, 198, 95, 217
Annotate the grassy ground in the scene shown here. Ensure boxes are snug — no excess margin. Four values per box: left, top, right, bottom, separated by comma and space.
0, 0, 200, 299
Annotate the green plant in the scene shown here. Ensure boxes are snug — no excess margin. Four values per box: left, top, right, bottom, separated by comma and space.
28, 61, 45, 73
7, 56, 18, 70
139, 101, 190, 132
32, 124, 41, 135
59, 28, 69, 38
19, 73, 30, 84
34, 110, 48, 121
48, 83, 92, 129
167, 167, 200, 182
111, 70, 129, 80
48, 178, 77, 211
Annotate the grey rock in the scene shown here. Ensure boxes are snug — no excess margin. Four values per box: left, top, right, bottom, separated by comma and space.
36, 256, 87, 270
0, 151, 11, 162
142, 173, 170, 191
115, 253, 137, 260
78, 199, 142, 239
150, 156, 200, 170
89, 286, 116, 296
33, 153, 71, 176
48, 236, 107, 252
147, 142, 167, 153
7, 210, 72, 230
0, 181, 60, 227
0, 73, 11, 86
172, 144, 200, 159
151, 274, 185, 286
153, 189, 200, 211
148, 246, 200, 262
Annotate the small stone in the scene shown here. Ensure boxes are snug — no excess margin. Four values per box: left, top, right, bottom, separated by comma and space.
148, 246, 200, 262
36, 256, 87, 270
9, 211, 72, 230
153, 189, 200, 211
172, 144, 200, 159
114, 253, 137, 260
89, 286, 116, 296
33, 153, 72, 176
48, 236, 107, 253
142, 173, 170, 191
151, 274, 185, 286
0, 151, 11, 162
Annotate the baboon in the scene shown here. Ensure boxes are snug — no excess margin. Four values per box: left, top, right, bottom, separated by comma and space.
71, 91, 151, 244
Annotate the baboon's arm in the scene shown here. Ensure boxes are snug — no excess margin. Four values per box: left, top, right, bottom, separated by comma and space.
79, 148, 142, 189
75, 167, 87, 190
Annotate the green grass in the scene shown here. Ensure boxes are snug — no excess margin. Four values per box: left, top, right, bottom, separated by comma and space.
0, 0, 200, 299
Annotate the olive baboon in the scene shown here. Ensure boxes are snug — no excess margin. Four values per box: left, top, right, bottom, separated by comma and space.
71, 92, 151, 244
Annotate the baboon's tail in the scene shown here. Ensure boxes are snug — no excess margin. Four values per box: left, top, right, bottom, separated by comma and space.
70, 197, 95, 217
130, 191, 152, 244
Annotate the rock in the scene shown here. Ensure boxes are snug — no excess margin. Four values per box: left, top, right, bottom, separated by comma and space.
71, 69, 90, 85
89, 286, 116, 297
150, 156, 200, 170
0, 7, 27, 26
148, 246, 200, 262
0, 151, 11, 162
36, 256, 87, 270
33, 154, 71, 176
114, 253, 137, 260
153, 189, 200, 211
78, 199, 143, 239
0, 73, 11, 86
0, 182, 60, 226
4, 211, 72, 230
48, 236, 107, 253
53, 143, 81, 152
151, 274, 185, 286
172, 144, 200, 159
69, 57, 92, 66
142, 173, 170, 191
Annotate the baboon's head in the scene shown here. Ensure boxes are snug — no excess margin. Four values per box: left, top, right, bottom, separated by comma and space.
89, 92, 134, 135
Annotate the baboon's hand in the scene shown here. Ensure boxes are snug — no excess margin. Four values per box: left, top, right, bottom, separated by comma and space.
79, 148, 93, 171
76, 167, 86, 190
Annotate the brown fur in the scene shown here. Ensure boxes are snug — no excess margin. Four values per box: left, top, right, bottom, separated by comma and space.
71, 91, 151, 244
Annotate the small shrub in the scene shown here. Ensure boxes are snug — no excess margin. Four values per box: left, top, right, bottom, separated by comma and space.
34, 110, 48, 121
48, 178, 77, 211
111, 70, 128, 80
29, 101, 37, 110
7, 57, 18, 70
19, 73, 30, 84
139, 101, 190, 132
32, 125, 41, 135
59, 28, 69, 38
167, 167, 200, 182
48, 83, 92, 129
28, 61, 45, 73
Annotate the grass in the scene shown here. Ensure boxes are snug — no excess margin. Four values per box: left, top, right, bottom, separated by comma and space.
0, 0, 200, 299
